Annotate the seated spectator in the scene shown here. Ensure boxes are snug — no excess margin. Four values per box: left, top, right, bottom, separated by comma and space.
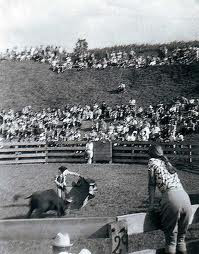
52, 232, 73, 254
125, 130, 137, 141
150, 124, 161, 141
0, 95, 198, 143
52, 232, 92, 254
176, 132, 184, 142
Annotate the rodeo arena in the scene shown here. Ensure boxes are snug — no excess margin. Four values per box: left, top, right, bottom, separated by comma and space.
0, 41, 199, 254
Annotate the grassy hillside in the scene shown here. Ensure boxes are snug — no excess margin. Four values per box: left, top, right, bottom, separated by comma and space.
0, 60, 199, 111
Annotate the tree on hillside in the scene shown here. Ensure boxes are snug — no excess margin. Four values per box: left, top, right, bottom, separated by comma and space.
74, 39, 88, 56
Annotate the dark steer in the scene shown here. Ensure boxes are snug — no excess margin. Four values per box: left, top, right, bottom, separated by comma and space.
25, 189, 66, 218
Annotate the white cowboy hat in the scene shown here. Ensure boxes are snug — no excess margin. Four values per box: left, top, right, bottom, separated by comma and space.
79, 249, 92, 254
52, 232, 73, 247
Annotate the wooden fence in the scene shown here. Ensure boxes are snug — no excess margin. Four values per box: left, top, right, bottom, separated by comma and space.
0, 141, 198, 165
0, 141, 87, 165
0, 203, 199, 253
112, 141, 199, 164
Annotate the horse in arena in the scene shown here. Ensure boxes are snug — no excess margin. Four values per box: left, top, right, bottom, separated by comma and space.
13, 177, 97, 218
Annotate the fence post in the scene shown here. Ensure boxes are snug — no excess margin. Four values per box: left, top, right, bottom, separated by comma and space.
108, 220, 128, 254
15, 145, 19, 164
189, 144, 192, 163
110, 141, 113, 164
131, 143, 134, 164
173, 144, 176, 155
45, 142, 48, 163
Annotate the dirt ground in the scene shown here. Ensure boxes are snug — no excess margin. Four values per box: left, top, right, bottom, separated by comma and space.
0, 163, 199, 253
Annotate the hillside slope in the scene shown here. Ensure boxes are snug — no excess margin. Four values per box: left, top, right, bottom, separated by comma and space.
0, 60, 198, 111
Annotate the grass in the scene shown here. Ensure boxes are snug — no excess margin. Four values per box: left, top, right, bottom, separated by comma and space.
0, 61, 199, 111
0, 163, 199, 253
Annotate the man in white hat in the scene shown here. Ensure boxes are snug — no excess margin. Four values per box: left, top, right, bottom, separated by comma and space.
52, 232, 92, 254
79, 249, 91, 254
52, 232, 73, 254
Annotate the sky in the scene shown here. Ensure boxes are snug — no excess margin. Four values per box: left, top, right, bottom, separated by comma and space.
0, 0, 199, 52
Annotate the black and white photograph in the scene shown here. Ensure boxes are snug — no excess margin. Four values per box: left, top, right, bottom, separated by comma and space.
0, 0, 199, 253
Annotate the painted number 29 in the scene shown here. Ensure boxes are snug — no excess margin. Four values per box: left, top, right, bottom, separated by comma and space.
112, 233, 128, 254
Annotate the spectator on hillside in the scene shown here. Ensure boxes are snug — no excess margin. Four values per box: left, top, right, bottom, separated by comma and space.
117, 83, 126, 92
175, 132, 184, 142
0, 96, 198, 143
150, 124, 161, 141
125, 130, 137, 141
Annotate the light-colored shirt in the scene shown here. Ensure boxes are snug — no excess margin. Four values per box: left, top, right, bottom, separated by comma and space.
55, 170, 80, 188
148, 158, 183, 193
85, 142, 94, 152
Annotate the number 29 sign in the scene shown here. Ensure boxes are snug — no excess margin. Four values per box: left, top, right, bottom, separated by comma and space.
109, 221, 128, 254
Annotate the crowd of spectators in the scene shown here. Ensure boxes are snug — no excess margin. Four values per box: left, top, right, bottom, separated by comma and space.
1, 44, 199, 73
0, 97, 198, 144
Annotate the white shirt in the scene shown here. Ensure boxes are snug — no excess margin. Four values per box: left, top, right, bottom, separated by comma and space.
86, 142, 94, 152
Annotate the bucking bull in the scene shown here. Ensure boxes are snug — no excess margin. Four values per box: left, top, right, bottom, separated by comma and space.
13, 177, 97, 218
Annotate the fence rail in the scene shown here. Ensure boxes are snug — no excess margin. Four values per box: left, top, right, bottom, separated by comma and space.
0, 204, 198, 253
0, 141, 87, 164
112, 141, 199, 165
0, 141, 198, 165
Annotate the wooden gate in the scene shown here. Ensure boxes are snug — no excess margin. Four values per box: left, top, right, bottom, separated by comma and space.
93, 141, 112, 163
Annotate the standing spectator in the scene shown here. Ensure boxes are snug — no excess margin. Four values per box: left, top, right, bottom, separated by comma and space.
85, 139, 94, 164
147, 145, 192, 254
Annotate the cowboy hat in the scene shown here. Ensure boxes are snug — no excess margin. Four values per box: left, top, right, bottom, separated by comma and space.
52, 232, 73, 247
79, 249, 91, 254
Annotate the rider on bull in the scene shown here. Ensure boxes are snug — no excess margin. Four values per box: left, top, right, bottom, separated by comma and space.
55, 166, 80, 201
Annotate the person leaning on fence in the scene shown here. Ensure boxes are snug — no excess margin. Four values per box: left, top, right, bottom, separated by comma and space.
147, 144, 192, 254
55, 166, 80, 200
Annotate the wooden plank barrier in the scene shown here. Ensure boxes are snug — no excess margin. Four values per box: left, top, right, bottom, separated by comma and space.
0, 141, 46, 165
0, 141, 87, 164
0, 205, 198, 253
93, 141, 112, 163
116, 204, 199, 254
109, 220, 128, 254
112, 142, 199, 165
0, 141, 198, 165
0, 217, 115, 241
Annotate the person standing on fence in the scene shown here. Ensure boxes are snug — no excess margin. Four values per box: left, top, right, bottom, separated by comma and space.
55, 166, 80, 200
147, 144, 192, 254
